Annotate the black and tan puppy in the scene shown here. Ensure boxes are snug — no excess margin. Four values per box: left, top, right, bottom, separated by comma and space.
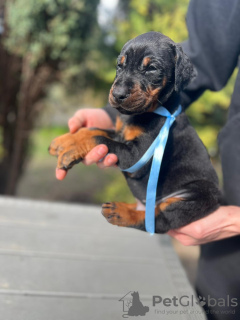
49, 32, 221, 233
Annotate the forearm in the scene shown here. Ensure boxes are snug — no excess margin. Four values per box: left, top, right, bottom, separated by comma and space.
181, 0, 240, 108
168, 206, 240, 246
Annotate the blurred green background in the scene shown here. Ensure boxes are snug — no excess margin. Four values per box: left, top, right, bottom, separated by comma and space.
0, 0, 235, 204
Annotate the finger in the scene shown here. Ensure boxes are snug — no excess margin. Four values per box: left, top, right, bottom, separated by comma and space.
167, 230, 197, 246
82, 145, 109, 166
167, 230, 179, 237
68, 117, 84, 133
97, 154, 118, 168
56, 168, 67, 180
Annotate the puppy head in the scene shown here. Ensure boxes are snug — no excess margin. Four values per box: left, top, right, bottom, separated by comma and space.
109, 31, 196, 114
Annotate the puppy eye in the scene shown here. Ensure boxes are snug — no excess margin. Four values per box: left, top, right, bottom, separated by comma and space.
146, 65, 157, 73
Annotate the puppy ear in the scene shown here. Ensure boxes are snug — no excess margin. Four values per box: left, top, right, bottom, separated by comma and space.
174, 44, 197, 92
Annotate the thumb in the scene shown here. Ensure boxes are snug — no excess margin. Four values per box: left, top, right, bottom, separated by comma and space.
68, 116, 85, 133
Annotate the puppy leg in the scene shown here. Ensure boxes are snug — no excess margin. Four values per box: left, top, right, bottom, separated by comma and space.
49, 127, 143, 170
155, 181, 221, 233
101, 199, 182, 230
48, 128, 115, 169
102, 181, 221, 233
102, 201, 160, 229
94, 136, 146, 169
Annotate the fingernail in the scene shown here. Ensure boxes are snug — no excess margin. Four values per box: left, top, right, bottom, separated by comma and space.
97, 146, 106, 156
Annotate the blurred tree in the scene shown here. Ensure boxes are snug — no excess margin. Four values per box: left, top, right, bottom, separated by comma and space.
0, 0, 99, 194
0, 0, 235, 201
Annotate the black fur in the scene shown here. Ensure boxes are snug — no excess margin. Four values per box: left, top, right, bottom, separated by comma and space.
96, 31, 221, 233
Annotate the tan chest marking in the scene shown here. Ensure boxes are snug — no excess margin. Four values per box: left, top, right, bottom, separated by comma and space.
123, 125, 144, 141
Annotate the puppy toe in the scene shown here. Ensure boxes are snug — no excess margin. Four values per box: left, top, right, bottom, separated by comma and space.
101, 202, 122, 225
102, 202, 115, 210
48, 139, 63, 156
57, 150, 82, 169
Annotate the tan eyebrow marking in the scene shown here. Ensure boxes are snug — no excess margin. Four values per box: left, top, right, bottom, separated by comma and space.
162, 76, 167, 86
143, 57, 151, 66
120, 56, 125, 64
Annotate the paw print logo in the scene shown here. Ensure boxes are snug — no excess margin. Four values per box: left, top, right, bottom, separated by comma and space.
196, 295, 207, 307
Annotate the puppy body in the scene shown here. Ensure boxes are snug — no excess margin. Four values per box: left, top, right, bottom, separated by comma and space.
49, 32, 221, 233
115, 112, 219, 205
95, 110, 220, 232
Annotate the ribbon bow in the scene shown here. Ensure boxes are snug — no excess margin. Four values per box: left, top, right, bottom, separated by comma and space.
121, 105, 182, 234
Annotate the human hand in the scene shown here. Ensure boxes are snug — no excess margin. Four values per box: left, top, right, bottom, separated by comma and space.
56, 108, 118, 180
167, 206, 240, 246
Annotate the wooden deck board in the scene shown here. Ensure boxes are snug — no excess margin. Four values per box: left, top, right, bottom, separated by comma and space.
0, 196, 206, 320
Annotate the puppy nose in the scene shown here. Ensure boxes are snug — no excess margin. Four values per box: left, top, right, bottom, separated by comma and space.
112, 86, 128, 101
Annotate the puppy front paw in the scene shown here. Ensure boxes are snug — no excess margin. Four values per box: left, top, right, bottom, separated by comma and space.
49, 128, 110, 170
48, 133, 84, 169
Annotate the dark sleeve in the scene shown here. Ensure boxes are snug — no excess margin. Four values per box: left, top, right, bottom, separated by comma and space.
181, 0, 240, 108
182, 0, 240, 206
103, 103, 119, 124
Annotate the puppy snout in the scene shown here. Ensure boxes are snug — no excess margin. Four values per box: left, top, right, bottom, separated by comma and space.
112, 86, 129, 101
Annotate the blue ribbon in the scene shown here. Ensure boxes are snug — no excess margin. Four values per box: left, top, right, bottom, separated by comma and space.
121, 105, 182, 234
